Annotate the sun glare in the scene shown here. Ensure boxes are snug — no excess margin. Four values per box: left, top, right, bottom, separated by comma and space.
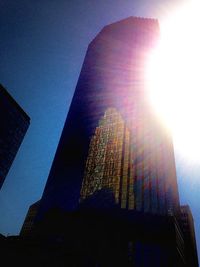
146, 0, 200, 163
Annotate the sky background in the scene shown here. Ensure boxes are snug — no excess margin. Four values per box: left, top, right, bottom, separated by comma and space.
0, 0, 199, 260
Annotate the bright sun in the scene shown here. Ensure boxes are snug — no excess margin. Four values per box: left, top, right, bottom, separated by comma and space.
146, 0, 200, 163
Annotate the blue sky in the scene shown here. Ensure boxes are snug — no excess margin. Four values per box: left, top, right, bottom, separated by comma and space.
0, 0, 199, 260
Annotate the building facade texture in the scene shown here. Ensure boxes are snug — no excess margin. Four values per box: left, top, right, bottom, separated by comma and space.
38, 17, 180, 219
0, 84, 30, 189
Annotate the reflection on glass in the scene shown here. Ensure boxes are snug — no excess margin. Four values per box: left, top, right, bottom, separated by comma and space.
80, 108, 132, 208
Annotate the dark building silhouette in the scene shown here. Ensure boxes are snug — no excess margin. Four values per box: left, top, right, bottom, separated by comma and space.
37, 17, 180, 220
2, 210, 188, 266
179, 205, 199, 267
20, 200, 40, 237
0, 84, 30, 189
20, 17, 198, 266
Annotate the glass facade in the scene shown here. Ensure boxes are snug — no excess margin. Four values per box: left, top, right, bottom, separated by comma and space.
38, 17, 180, 219
80, 108, 130, 208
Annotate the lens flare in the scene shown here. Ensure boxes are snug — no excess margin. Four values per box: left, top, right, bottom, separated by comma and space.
146, 0, 200, 163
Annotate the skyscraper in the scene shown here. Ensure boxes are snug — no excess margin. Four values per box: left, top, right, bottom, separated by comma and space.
0, 84, 30, 189
37, 17, 180, 219
22, 17, 199, 266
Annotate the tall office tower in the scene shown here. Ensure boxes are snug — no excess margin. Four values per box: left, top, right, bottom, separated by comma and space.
37, 17, 180, 220
0, 84, 30, 189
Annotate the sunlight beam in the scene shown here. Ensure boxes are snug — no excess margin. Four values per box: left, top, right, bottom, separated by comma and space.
146, 0, 200, 163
